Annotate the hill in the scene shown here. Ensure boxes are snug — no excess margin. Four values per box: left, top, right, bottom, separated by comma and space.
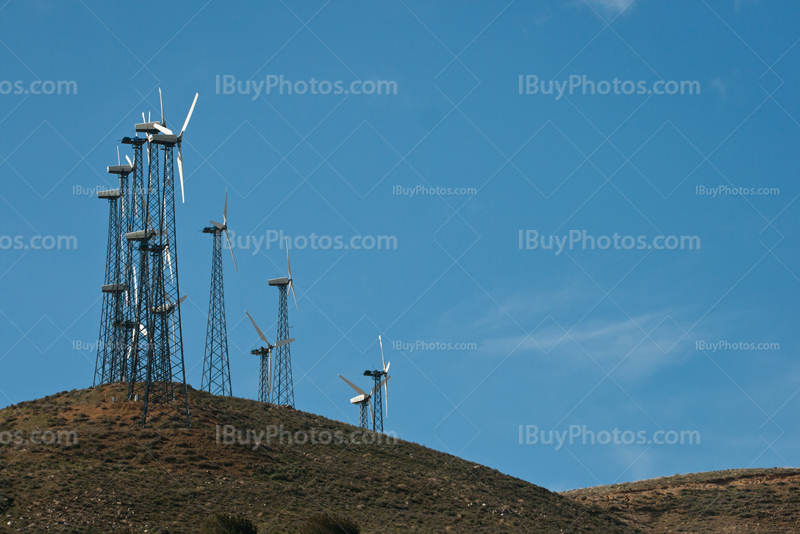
562, 467, 800, 533
0, 384, 637, 533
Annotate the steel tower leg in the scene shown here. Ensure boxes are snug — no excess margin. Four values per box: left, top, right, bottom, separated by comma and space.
201, 231, 232, 396
272, 285, 294, 407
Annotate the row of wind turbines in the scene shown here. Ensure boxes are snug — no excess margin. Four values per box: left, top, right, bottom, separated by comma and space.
94, 88, 394, 431
211, 194, 392, 432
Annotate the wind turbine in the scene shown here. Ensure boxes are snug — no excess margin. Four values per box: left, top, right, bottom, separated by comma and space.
147, 89, 198, 203
339, 373, 391, 431
209, 189, 238, 270
246, 311, 295, 403
363, 335, 391, 432
201, 190, 238, 396
267, 240, 299, 406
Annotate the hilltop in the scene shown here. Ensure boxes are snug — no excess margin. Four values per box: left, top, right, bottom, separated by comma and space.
562, 467, 800, 533
0, 384, 637, 533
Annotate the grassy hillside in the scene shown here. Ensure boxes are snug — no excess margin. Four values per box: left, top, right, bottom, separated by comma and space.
0, 384, 637, 533
562, 467, 800, 533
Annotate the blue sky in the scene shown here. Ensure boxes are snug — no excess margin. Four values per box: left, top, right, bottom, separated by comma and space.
1, 0, 800, 492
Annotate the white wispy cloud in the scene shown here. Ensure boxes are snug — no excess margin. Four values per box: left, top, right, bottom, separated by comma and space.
584, 0, 637, 13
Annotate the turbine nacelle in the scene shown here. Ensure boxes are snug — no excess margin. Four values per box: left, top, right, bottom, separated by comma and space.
135, 121, 162, 134
97, 189, 121, 200
206, 190, 237, 271
149, 133, 178, 146
125, 229, 156, 241
350, 394, 369, 404
151, 295, 186, 315
137, 89, 198, 203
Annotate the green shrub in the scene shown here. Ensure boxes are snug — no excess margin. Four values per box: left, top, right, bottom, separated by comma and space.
200, 513, 258, 534
299, 513, 360, 534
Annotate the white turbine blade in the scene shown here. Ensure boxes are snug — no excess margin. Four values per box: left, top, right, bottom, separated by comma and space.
180, 92, 198, 137
159, 87, 164, 126
167, 247, 174, 282
117, 146, 120, 166
245, 310, 269, 344
384, 374, 389, 418
210, 220, 224, 229
225, 229, 238, 271
177, 146, 185, 203
268, 351, 273, 397
371, 374, 391, 396
273, 337, 294, 348
142, 112, 146, 124
286, 239, 293, 279
286, 241, 298, 309
153, 123, 173, 135
384, 361, 390, 374
379, 335, 386, 372
164, 289, 172, 305
223, 189, 228, 225
289, 281, 298, 310
369, 399, 375, 428
126, 155, 133, 168
177, 295, 187, 305
338, 375, 366, 396
148, 110, 151, 123
132, 266, 139, 306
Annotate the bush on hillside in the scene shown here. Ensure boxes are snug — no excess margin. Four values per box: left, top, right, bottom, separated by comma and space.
299, 513, 360, 534
200, 513, 258, 534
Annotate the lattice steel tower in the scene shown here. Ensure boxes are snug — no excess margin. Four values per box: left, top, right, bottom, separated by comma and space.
269, 281, 294, 406
246, 311, 294, 403
201, 191, 238, 396
125, 90, 196, 428
118, 136, 147, 382
267, 245, 298, 407
363, 336, 390, 433
94, 185, 125, 386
